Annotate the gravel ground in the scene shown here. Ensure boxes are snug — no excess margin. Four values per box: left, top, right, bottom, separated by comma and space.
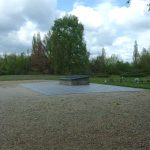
0, 80, 150, 150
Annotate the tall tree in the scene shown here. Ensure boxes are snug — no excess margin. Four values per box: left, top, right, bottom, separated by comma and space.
31, 33, 49, 73
89, 48, 106, 74
50, 15, 89, 74
139, 47, 150, 74
105, 54, 120, 74
96, 48, 106, 73
43, 31, 53, 73
133, 40, 140, 66
101, 48, 106, 66
0, 53, 31, 75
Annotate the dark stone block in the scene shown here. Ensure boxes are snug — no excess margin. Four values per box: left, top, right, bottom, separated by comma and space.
60, 75, 89, 85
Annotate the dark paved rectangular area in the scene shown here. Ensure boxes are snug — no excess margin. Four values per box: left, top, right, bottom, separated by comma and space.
20, 81, 144, 96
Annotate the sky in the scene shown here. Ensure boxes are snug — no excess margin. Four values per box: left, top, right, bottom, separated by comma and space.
0, 0, 150, 62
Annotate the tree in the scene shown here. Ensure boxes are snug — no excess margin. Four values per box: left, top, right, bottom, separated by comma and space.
43, 31, 52, 58
105, 54, 120, 74
43, 31, 54, 73
139, 47, 150, 74
0, 53, 31, 75
101, 48, 106, 68
31, 33, 49, 73
50, 15, 89, 74
93, 48, 106, 73
133, 40, 140, 67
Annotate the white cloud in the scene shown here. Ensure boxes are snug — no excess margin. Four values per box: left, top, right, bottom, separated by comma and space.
71, 5, 103, 29
66, 0, 150, 61
113, 36, 132, 46
16, 21, 38, 45
0, 0, 57, 53
109, 0, 149, 30
69, 2, 117, 58
0, 0, 150, 62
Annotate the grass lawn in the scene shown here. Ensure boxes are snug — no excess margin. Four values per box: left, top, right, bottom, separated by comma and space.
0, 75, 59, 81
91, 76, 150, 89
0, 75, 150, 89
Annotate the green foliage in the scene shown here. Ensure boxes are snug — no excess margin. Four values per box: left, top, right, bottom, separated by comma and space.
139, 48, 150, 74
133, 40, 140, 67
50, 15, 89, 74
91, 76, 150, 89
0, 53, 30, 75
105, 54, 121, 74
0, 75, 59, 81
31, 33, 50, 74
90, 53, 132, 75
90, 41, 150, 77
121, 72, 148, 77
0, 16, 150, 78
90, 48, 106, 73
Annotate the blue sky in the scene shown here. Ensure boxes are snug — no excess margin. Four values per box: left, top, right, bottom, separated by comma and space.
58, 0, 101, 10
0, 0, 150, 61
57, 0, 128, 10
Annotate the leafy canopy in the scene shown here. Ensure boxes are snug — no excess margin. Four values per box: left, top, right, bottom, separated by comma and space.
50, 15, 89, 74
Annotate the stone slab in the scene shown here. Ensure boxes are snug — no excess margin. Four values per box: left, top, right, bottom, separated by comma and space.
21, 81, 144, 96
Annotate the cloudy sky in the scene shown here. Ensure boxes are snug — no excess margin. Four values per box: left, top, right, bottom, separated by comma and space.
0, 0, 150, 61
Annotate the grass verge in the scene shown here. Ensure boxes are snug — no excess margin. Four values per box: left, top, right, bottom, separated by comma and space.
91, 76, 150, 89
0, 75, 149, 89
0, 75, 59, 81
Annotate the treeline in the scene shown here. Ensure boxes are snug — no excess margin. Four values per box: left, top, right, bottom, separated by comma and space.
0, 15, 150, 76
0, 53, 31, 75
90, 43, 150, 77
0, 41, 149, 76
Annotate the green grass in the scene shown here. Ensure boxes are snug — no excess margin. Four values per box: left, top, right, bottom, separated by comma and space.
0, 75, 150, 89
0, 75, 59, 81
91, 76, 150, 89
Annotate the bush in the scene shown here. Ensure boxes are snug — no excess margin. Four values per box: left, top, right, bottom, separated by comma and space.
90, 73, 110, 78
121, 72, 147, 77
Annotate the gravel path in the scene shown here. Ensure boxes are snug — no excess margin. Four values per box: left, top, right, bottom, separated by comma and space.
0, 80, 150, 150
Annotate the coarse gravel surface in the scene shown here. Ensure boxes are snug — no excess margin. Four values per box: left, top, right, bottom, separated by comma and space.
0, 80, 150, 150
